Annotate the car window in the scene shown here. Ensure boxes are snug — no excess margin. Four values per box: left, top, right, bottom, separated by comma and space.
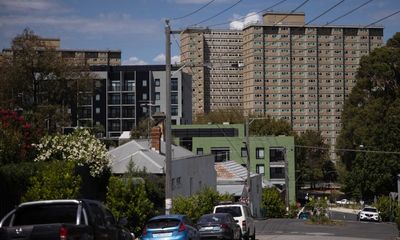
198, 215, 224, 223
103, 208, 116, 226
147, 219, 180, 229
13, 203, 78, 226
88, 203, 105, 226
363, 208, 377, 212
183, 216, 193, 226
215, 206, 242, 217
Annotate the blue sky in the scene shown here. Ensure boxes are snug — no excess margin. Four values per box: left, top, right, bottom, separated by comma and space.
1, 0, 399, 65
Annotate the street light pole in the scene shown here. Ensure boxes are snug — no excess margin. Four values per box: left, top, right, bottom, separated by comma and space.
165, 19, 172, 215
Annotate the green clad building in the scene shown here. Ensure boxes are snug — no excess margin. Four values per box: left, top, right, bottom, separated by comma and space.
172, 123, 296, 204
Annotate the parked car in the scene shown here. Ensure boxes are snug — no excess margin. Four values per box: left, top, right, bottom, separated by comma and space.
0, 199, 133, 240
298, 211, 311, 220
213, 203, 255, 240
196, 213, 241, 240
335, 199, 355, 205
141, 214, 199, 240
357, 207, 380, 222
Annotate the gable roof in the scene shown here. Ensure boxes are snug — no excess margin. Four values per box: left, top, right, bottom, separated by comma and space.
108, 139, 195, 174
215, 161, 258, 181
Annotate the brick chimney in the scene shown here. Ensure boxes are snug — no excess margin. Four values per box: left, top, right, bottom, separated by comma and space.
150, 126, 162, 153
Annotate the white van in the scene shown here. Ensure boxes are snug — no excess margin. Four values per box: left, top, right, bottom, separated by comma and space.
213, 203, 255, 240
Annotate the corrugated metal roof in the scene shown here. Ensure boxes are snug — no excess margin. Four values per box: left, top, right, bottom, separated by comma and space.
108, 139, 195, 174
215, 161, 258, 181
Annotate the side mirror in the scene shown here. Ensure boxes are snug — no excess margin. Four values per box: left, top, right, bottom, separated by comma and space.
118, 217, 128, 226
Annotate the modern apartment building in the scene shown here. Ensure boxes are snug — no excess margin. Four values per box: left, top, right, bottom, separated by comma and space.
81, 65, 192, 139
172, 123, 296, 204
180, 28, 243, 117
242, 12, 384, 157
1, 38, 121, 66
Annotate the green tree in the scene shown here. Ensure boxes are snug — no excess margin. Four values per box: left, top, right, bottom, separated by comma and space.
337, 33, 400, 200
295, 130, 330, 188
249, 116, 294, 136
106, 176, 154, 236
0, 29, 93, 134
172, 187, 233, 222
22, 161, 81, 201
261, 187, 286, 218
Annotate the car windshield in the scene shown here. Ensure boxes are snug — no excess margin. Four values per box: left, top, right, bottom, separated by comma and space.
215, 206, 242, 217
363, 208, 377, 212
146, 218, 180, 229
198, 215, 225, 224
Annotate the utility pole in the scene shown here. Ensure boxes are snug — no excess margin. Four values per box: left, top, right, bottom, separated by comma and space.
284, 148, 289, 211
245, 116, 251, 210
165, 19, 172, 215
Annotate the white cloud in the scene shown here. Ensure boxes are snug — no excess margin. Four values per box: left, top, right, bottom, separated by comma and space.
153, 54, 180, 64
229, 12, 262, 30
123, 56, 147, 65
0, 14, 159, 35
0, 0, 68, 13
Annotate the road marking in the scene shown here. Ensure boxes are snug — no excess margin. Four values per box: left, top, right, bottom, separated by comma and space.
305, 232, 334, 236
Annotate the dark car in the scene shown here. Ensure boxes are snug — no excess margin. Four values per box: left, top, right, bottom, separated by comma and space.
196, 213, 241, 240
141, 214, 199, 240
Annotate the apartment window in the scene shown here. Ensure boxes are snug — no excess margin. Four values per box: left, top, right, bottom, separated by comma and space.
155, 92, 160, 100
270, 167, 285, 179
241, 147, 248, 157
270, 148, 285, 162
211, 147, 230, 162
96, 108, 100, 114
155, 79, 160, 87
142, 93, 148, 100
171, 78, 178, 91
171, 92, 178, 104
122, 94, 135, 104
197, 148, 204, 155
256, 148, 264, 159
108, 94, 120, 104
95, 94, 100, 101
256, 164, 265, 175
142, 80, 147, 87
171, 107, 178, 116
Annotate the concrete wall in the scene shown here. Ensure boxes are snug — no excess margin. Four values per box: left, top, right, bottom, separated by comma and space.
171, 155, 216, 197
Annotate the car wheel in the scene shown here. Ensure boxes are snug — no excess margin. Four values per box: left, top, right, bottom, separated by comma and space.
243, 230, 249, 240
251, 228, 255, 240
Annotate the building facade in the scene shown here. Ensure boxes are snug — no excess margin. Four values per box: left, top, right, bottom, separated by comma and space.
1, 38, 121, 66
242, 12, 384, 155
172, 124, 296, 204
180, 28, 243, 117
82, 65, 192, 139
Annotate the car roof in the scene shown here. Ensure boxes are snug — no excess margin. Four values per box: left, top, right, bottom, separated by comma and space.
149, 214, 185, 221
201, 213, 231, 217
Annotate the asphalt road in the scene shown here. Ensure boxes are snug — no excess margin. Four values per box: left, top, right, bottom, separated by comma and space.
254, 218, 398, 240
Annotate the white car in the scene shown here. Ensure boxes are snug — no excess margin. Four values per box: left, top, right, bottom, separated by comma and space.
336, 199, 355, 205
358, 207, 380, 222
213, 203, 256, 240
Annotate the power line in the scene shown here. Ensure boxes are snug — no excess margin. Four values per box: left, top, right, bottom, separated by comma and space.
190, 0, 244, 26
207, 0, 288, 28
295, 145, 400, 155
273, 0, 311, 26
365, 9, 400, 28
304, 0, 345, 25
171, 0, 216, 21
326, 0, 374, 25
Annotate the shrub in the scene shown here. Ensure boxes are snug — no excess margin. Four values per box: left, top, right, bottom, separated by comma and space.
22, 161, 81, 201
172, 187, 234, 222
261, 187, 286, 218
106, 176, 154, 236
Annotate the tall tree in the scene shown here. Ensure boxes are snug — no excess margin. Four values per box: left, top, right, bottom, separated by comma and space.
295, 130, 330, 188
337, 32, 400, 200
0, 29, 93, 134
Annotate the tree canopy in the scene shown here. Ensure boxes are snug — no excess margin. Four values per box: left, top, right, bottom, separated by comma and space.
337, 32, 400, 200
0, 29, 93, 134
